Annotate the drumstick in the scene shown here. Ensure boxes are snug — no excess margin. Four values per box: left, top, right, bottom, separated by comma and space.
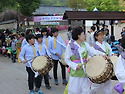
80, 58, 112, 66
26, 57, 36, 62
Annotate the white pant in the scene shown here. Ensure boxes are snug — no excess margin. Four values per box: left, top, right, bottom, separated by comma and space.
90, 80, 112, 94
68, 76, 91, 94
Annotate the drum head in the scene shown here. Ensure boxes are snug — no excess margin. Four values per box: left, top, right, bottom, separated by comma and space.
32, 56, 47, 71
86, 55, 108, 78
109, 56, 118, 72
61, 52, 67, 66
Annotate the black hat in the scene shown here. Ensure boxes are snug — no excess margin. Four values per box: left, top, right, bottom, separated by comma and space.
94, 30, 104, 36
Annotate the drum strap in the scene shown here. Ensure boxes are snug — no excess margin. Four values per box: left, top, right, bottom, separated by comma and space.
45, 37, 48, 48
54, 37, 57, 49
32, 45, 36, 57
39, 44, 42, 51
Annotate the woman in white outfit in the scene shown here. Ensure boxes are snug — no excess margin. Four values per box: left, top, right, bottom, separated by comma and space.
91, 30, 113, 94
65, 27, 108, 94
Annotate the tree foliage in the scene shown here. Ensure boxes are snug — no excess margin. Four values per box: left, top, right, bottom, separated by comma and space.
67, 0, 125, 11
17, 0, 41, 17
67, 0, 87, 10
119, 0, 125, 10
0, 0, 41, 17
0, 0, 18, 12
41, 0, 67, 6
86, 0, 120, 11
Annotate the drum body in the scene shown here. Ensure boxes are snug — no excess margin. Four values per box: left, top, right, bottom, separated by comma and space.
32, 56, 54, 75
109, 55, 118, 74
86, 55, 113, 84
110, 55, 118, 80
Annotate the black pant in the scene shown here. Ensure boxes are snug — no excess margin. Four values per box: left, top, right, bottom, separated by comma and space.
42, 73, 50, 86
53, 59, 66, 80
26, 67, 42, 90
11, 50, 16, 62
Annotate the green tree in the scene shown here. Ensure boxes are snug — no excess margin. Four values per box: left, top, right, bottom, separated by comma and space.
119, 0, 125, 10
86, 0, 120, 11
0, 0, 18, 12
67, 0, 121, 11
41, 0, 67, 6
17, 0, 41, 25
67, 0, 87, 10
17, 0, 41, 17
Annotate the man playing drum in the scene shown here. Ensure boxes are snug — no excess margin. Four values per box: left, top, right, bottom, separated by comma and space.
21, 29, 33, 49
19, 34, 44, 94
35, 34, 51, 89
48, 28, 68, 85
65, 27, 108, 94
90, 30, 113, 94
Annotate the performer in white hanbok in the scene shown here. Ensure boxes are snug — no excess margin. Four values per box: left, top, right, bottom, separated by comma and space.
91, 30, 113, 94
115, 35, 125, 89
65, 27, 108, 94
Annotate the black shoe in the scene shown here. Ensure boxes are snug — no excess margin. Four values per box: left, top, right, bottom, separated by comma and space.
62, 79, 68, 85
46, 85, 51, 89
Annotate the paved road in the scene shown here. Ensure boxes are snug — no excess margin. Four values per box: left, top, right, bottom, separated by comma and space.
0, 24, 124, 94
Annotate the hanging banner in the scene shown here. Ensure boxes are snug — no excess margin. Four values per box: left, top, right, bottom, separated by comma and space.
40, 22, 59, 25
34, 16, 63, 22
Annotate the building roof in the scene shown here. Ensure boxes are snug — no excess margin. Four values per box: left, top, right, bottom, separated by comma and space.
35, 5, 86, 14
63, 11, 125, 20
0, 19, 17, 25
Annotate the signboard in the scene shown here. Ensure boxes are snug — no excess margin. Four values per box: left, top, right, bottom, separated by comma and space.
40, 22, 59, 25
34, 16, 63, 22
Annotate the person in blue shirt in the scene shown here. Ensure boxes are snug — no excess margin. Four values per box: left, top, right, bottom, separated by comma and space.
35, 34, 51, 89
41, 28, 52, 79
49, 28, 68, 85
19, 34, 44, 94
21, 29, 33, 49
41, 28, 51, 48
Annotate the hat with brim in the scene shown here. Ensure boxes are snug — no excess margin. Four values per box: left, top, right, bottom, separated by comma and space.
94, 30, 104, 36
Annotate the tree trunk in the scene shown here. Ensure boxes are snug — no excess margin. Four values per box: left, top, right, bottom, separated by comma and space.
27, 17, 30, 26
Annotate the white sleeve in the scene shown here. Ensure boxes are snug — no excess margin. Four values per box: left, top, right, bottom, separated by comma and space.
19, 47, 26, 62
115, 55, 125, 83
64, 44, 78, 70
91, 33, 95, 43
85, 42, 105, 57
21, 39, 27, 49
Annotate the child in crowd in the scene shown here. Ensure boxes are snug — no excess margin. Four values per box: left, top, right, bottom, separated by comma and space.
65, 27, 72, 46
10, 36, 17, 63
21, 29, 32, 49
